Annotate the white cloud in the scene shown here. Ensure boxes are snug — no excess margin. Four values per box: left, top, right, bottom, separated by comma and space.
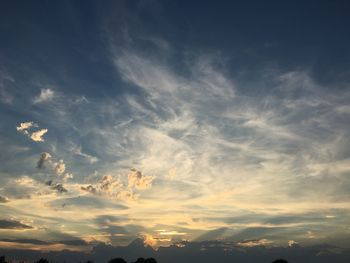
30, 129, 48, 142
16, 122, 37, 133
16, 122, 48, 142
54, 160, 66, 175
33, 88, 55, 104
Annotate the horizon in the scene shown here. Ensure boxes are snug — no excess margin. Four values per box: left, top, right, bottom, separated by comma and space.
0, 0, 350, 262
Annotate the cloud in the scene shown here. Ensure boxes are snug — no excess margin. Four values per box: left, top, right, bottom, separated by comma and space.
0, 238, 48, 245
54, 160, 66, 175
288, 240, 298, 247
16, 122, 48, 142
0, 195, 10, 203
37, 152, 52, 169
33, 88, 55, 104
81, 175, 135, 201
71, 145, 99, 164
46, 181, 67, 193
0, 70, 14, 104
81, 169, 155, 201
63, 173, 73, 181
237, 239, 273, 247
0, 219, 33, 230
127, 169, 155, 189
16, 122, 37, 133
30, 129, 48, 142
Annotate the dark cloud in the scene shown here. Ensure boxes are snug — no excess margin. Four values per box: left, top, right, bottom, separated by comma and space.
46, 180, 67, 193
0, 238, 48, 245
0, 238, 88, 246
0, 219, 33, 229
0, 195, 9, 203
229, 227, 290, 242
50, 196, 128, 210
58, 239, 88, 246
37, 152, 52, 169
95, 215, 127, 225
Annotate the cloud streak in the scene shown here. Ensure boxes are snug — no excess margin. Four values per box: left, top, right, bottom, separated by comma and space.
33, 88, 55, 104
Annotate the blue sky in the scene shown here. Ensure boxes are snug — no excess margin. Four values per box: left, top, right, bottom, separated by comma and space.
1, 0, 350, 252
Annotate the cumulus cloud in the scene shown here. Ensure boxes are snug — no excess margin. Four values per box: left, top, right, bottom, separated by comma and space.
33, 88, 55, 104
81, 169, 155, 201
30, 129, 48, 142
16, 122, 37, 133
37, 152, 52, 169
0, 219, 33, 230
16, 121, 48, 142
54, 160, 66, 175
127, 169, 154, 189
81, 175, 134, 200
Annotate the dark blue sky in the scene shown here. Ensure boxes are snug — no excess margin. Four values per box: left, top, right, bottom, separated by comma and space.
1, 0, 350, 96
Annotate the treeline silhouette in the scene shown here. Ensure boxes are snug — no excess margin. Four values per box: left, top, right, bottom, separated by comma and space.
1, 255, 288, 263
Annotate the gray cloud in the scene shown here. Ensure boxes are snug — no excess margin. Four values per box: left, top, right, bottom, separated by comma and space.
0, 238, 48, 245
45, 181, 67, 193
0, 219, 33, 229
37, 152, 52, 169
0, 195, 10, 203
49, 196, 128, 210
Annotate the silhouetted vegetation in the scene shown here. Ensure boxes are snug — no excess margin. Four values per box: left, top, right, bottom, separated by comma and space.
133, 258, 145, 263
34, 258, 49, 263
272, 259, 288, 263
132, 258, 157, 263
0, 256, 7, 263
108, 258, 127, 263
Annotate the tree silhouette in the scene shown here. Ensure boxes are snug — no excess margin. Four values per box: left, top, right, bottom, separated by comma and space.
34, 258, 49, 263
108, 258, 127, 263
132, 258, 157, 263
144, 258, 157, 263
133, 258, 145, 263
272, 259, 288, 263
0, 256, 7, 263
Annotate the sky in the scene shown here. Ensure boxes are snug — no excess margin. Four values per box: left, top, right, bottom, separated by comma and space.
1, 0, 350, 255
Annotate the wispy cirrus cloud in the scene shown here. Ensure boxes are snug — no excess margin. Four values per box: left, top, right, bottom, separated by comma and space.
33, 88, 55, 104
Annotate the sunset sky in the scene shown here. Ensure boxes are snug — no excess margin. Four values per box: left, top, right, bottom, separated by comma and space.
1, 0, 350, 252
